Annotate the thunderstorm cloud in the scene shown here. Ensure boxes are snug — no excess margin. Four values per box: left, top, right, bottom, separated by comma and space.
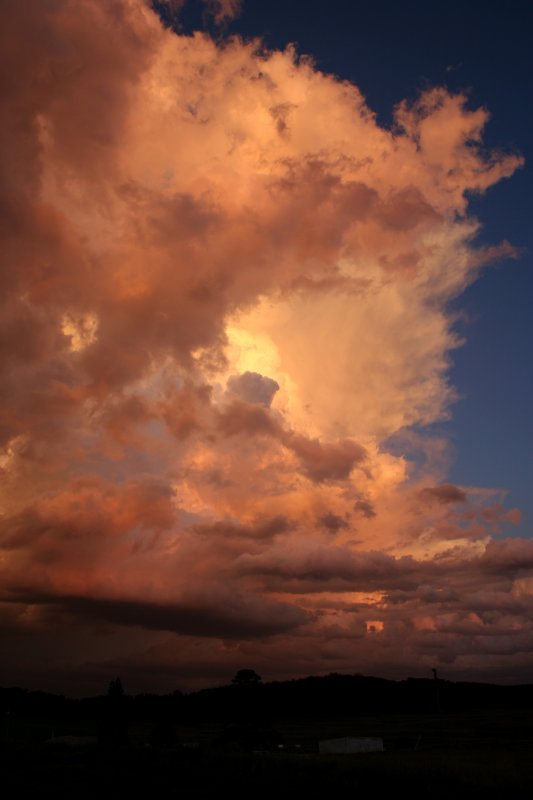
0, 0, 528, 691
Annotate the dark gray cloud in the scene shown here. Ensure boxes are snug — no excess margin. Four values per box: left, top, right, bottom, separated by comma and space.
354, 499, 376, 518
318, 512, 349, 532
3, 589, 309, 639
194, 514, 294, 540
420, 483, 468, 504
227, 371, 280, 407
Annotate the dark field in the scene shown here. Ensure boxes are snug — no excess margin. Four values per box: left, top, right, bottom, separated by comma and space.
2, 707, 533, 798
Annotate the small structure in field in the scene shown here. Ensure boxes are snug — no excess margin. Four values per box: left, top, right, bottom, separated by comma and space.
319, 736, 383, 755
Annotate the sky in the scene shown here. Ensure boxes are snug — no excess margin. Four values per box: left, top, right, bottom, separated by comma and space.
0, 0, 532, 695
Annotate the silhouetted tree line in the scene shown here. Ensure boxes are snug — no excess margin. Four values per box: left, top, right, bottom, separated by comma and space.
2, 673, 533, 732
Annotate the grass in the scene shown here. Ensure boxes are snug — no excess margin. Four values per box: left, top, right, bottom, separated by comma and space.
1, 708, 532, 798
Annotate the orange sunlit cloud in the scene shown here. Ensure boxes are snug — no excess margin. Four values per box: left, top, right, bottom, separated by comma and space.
0, 0, 529, 691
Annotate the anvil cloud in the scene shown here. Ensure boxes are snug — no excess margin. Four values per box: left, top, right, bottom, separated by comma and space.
0, 0, 529, 692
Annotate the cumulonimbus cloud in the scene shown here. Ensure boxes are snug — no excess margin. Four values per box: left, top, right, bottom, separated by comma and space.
0, 0, 528, 692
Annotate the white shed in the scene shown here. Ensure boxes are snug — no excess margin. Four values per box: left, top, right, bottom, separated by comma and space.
319, 737, 383, 755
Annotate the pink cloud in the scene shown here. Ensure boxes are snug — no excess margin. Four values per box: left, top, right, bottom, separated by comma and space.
0, 0, 528, 692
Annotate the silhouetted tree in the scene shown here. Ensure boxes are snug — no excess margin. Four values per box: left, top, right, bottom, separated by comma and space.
229, 670, 264, 727
231, 669, 262, 686
98, 676, 129, 747
108, 676, 124, 698
432, 668, 441, 711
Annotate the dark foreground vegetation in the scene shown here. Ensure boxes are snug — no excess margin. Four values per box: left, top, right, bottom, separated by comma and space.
1, 673, 533, 797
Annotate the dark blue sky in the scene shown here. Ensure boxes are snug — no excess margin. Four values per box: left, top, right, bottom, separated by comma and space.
174, 0, 533, 534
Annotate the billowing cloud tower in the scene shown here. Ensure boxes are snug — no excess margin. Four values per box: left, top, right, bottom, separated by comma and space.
0, 0, 529, 691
